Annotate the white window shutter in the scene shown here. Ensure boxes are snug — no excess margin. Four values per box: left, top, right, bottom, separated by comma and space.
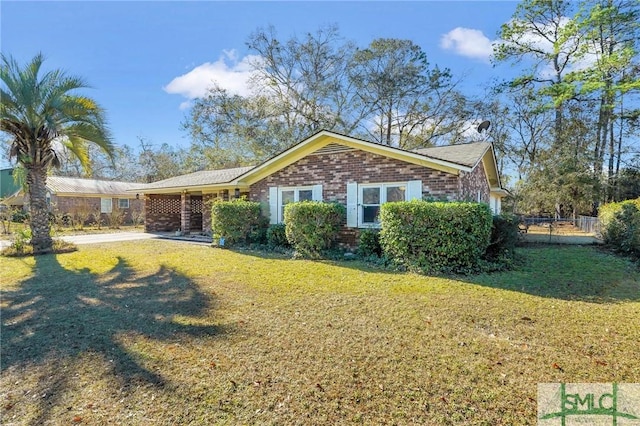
407, 180, 422, 200
268, 187, 278, 224
346, 182, 358, 228
312, 184, 323, 201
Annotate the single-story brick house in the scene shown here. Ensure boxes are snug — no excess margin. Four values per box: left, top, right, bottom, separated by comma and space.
136, 130, 508, 245
3, 175, 147, 224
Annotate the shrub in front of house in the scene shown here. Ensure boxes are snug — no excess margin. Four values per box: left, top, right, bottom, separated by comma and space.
483, 213, 520, 264
601, 201, 640, 259
211, 199, 267, 246
357, 228, 382, 258
266, 223, 290, 248
284, 201, 346, 258
107, 206, 126, 229
11, 209, 29, 223
379, 200, 493, 273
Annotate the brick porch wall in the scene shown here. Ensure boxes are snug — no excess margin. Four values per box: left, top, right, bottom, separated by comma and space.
249, 147, 467, 247
145, 194, 181, 232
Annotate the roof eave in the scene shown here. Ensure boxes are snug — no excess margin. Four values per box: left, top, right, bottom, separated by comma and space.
130, 181, 250, 194
235, 130, 471, 184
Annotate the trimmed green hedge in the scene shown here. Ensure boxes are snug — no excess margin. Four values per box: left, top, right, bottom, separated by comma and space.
484, 213, 520, 262
284, 201, 345, 258
266, 223, 290, 248
211, 199, 267, 246
379, 201, 493, 273
600, 200, 640, 259
599, 198, 640, 229
357, 228, 382, 258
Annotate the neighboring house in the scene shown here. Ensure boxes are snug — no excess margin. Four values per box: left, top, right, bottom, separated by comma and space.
3, 175, 147, 224
0, 168, 21, 200
137, 130, 508, 245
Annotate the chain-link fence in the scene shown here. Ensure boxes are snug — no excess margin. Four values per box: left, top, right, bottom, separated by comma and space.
519, 216, 603, 244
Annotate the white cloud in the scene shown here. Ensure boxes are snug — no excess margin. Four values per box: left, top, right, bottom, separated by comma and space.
440, 27, 494, 62
496, 17, 598, 77
164, 50, 261, 101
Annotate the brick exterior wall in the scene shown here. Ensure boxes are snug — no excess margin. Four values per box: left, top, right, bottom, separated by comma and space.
50, 195, 142, 225
460, 160, 490, 203
250, 148, 461, 205
249, 147, 489, 247
145, 194, 181, 232
142, 147, 492, 245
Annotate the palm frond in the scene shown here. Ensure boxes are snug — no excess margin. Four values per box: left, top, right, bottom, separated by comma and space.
0, 53, 114, 171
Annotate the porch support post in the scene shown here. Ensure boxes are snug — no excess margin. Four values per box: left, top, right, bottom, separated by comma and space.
202, 193, 213, 234
144, 195, 153, 232
181, 192, 191, 234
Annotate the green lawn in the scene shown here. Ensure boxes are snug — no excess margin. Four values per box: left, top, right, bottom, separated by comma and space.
0, 223, 143, 241
1, 242, 638, 425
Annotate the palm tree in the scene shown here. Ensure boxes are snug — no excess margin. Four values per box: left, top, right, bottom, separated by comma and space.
1, 54, 114, 252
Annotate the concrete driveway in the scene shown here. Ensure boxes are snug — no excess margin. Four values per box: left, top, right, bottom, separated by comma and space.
0, 232, 160, 250
58, 232, 161, 245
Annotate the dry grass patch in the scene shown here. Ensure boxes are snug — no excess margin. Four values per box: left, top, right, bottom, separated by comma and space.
1, 241, 638, 425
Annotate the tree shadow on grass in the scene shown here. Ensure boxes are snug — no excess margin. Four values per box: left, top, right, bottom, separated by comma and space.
1, 254, 221, 424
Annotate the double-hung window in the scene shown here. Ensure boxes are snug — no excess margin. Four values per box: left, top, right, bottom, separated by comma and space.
118, 198, 130, 209
279, 187, 313, 222
100, 198, 113, 214
346, 180, 422, 228
268, 185, 322, 224
359, 183, 406, 227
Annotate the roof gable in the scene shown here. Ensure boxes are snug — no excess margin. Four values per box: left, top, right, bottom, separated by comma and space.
236, 130, 483, 185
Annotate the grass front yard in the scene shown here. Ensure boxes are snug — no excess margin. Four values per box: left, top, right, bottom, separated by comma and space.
0, 223, 144, 242
1, 241, 638, 425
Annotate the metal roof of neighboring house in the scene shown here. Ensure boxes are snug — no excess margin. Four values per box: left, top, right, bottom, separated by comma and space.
139, 166, 255, 191
46, 176, 148, 195
412, 142, 491, 168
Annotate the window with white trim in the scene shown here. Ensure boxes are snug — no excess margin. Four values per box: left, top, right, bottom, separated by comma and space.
359, 183, 406, 227
278, 186, 314, 223
100, 198, 113, 214
346, 180, 421, 228
118, 198, 130, 209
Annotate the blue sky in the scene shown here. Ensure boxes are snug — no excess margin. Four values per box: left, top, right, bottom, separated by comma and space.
1, 1, 519, 159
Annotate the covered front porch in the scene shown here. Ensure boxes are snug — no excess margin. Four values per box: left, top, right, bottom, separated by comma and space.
144, 188, 249, 235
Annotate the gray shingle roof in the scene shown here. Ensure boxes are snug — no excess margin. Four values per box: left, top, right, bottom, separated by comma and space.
413, 142, 490, 168
46, 176, 148, 195
141, 166, 255, 190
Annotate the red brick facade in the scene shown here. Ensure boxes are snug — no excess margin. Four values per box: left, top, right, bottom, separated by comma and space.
249, 148, 465, 205
249, 147, 490, 246
143, 145, 493, 245
460, 161, 490, 203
